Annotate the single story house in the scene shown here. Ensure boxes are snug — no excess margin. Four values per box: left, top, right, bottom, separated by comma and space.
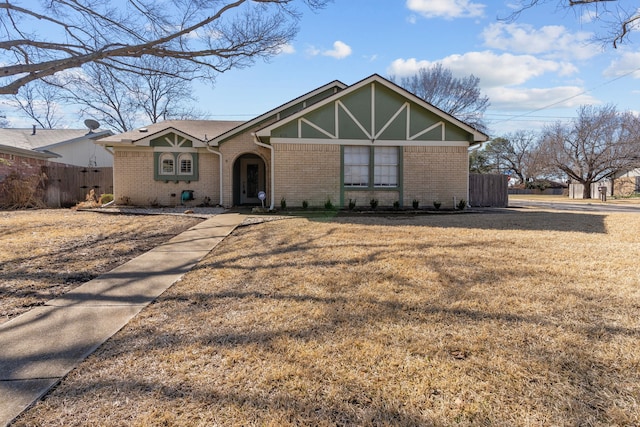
0, 127, 113, 178
569, 168, 640, 199
97, 74, 489, 209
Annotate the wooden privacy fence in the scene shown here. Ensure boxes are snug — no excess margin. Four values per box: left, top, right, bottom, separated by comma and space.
42, 164, 113, 207
468, 173, 508, 207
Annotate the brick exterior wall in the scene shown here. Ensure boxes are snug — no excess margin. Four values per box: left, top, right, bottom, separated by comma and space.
111, 135, 469, 208
0, 152, 49, 180
112, 129, 272, 207
113, 149, 220, 207
218, 131, 271, 207
273, 143, 341, 208
403, 145, 469, 209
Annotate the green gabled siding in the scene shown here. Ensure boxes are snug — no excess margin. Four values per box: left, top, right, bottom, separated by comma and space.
305, 88, 342, 108
373, 85, 407, 139
408, 106, 442, 140
304, 106, 336, 136
273, 121, 298, 138
150, 132, 193, 147
301, 121, 330, 139
338, 107, 368, 139
280, 104, 305, 120
269, 80, 476, 143
338, 87, 372, 134
445, 126, 472, 142
377, 110, 407, 140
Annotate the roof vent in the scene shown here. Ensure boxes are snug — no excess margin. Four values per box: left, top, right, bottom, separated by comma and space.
139, 128, 148, 133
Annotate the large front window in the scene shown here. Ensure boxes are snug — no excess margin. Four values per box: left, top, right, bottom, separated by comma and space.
344, 146, 369, 186
343, 146, 399, 188
374, 147, 398, 187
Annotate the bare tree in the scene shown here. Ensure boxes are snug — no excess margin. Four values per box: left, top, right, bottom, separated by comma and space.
484, 131, 544, 185
129, 58, 203, 124
507, 0, 639, 47
540, 104, 640, 198
51, 64, 140, 132
0, 0, 330, 95
50, 58, 204, 132
391, 64, 490, 133
12, 82, 64, 129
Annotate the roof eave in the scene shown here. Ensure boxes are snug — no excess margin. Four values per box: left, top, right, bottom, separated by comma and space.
210, 79, 348, 145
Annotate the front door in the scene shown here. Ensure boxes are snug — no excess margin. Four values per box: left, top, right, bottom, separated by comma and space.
240, 158, 264, 204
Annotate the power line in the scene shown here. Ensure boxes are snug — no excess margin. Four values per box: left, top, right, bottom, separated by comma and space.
491, 65, 640, 125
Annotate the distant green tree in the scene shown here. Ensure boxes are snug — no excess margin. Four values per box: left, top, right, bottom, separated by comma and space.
469, 149, 492, 173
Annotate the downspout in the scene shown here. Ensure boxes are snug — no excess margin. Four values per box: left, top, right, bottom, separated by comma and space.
252, 133, 275, 210
205, 144, 224, 207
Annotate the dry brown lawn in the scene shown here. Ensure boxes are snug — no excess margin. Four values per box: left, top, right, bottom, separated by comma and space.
9, 208, 640, 426
0, 209, 203, 324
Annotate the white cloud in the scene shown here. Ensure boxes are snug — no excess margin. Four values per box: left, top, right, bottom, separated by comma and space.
406, 0, 485, 19
486, 86, 599, 110
306, 41, 352, 59
482, 22, 598, 60
276, 43, 295, 55
388, 51, 578, 88
323, 41, 352, 59
603, 51, 640, 78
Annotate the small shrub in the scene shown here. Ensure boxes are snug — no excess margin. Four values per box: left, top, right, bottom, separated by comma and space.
412, 199, 419, 209
0, 171, 47, 209
348, 199, 356, 210
119, 196, 132, 206
370, 198, 378, 209
457, 199, 467, 210
99, 193, 114, 204
433, 201, 441, 210
198, 196, 212, 207
280, 197, 287, 210
324, 197, 334, 210
393, 200, 400, 209
302, 200, 309, 209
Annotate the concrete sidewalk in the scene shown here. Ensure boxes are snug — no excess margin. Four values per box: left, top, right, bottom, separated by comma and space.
0, 213, 246, 426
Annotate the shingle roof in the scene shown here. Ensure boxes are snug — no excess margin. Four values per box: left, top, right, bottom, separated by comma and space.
99, 120, 246, 144
0, 128, 94, 151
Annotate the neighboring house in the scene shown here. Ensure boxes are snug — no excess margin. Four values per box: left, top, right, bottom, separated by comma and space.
613, 168, 640, 196
0, 127, 114, 207
0, 127, 113, 169
569, 169, 640, 199
98, 74, 489, 209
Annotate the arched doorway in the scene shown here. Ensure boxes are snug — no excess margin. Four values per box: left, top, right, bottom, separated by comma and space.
233, 153, 266, 205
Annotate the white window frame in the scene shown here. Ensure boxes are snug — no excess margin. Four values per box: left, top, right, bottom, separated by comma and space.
178, 153, 193, 175
343, 146, 370, 187
159, 153, 175, 175
374, 147, 398, 188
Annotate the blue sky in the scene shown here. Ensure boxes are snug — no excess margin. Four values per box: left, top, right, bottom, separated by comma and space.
5, 0, 640, 137
198, 0, 640, 136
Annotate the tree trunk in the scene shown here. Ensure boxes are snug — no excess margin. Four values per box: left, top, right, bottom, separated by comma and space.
583, 181, 592, 199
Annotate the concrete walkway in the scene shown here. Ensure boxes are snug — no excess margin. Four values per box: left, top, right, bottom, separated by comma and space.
0, 213, 246, 426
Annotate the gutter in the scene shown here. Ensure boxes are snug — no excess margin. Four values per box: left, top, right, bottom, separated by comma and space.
204, 144, 224, 207
252, 133, 275, 210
